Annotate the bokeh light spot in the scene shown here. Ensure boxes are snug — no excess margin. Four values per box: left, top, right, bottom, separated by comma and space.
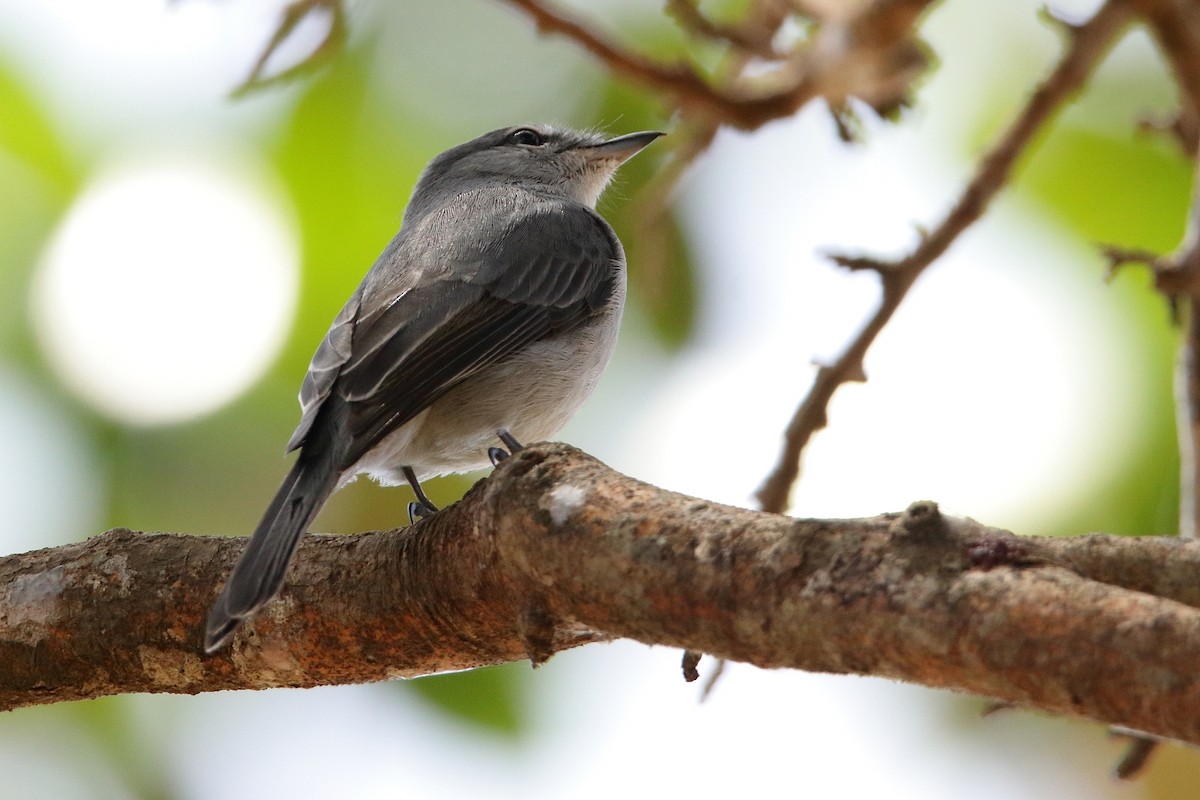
32, 152, 299, 425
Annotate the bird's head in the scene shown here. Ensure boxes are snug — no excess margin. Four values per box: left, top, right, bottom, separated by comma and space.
413, 125, 664, 210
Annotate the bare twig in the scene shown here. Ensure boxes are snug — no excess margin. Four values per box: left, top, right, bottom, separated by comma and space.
499, 0, 932, 129
681, 649, 702, 682
502, 0, 784, 127
1039, 44, 1200, 758
233, 0, 347, 97
699, 654, 726, 701
1113, 733, 1161, 780
664, 0, 784, 58
1176, 285, 1200, 541
1136, 0, 1200, 115
1151, 5, 1200, 540
626, 0, 793, 316
754, 0, 1135, 513
1102, 141, 1200, 541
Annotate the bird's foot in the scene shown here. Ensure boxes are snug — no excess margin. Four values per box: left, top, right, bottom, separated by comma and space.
498, 430, 524, 453
407, 499, 438, 526
401, 465, 439, 525
489, 431, 525, 466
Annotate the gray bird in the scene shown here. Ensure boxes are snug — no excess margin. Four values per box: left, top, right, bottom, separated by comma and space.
204, 124, 662, 652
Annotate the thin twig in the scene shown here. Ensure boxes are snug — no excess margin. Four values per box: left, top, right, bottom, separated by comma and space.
664, 0, 783, 58
502, 0, 793, 127
1175, 265, 1200, 541
1162, 21, 1200, 540
699, 654, 726, 701
499, 0, 931, 129
1111, 729, 1164, 779
627, 0, 792, 315
643, 2, 799, 695
1136, 0, 1200, 115
232, 0, 347, 97
681, 649, 702, 682
1128, 0, 1200, 154
754, 0, 1135, 513
1102, 143, 1200, 540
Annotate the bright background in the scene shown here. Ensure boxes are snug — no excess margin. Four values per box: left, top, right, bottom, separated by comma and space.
1, 0, 1197, 797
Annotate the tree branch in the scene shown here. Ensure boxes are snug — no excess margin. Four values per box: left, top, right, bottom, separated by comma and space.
499, 0, 932, 128
755, 0, 1135, 513
232, 0, 347, 97
1127, 0, 1200, 543
3, 443, 1200, 747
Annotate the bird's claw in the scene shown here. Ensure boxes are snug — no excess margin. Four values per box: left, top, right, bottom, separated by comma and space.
407, 500, 438, 526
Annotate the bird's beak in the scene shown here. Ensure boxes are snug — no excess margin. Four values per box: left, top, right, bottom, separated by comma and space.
583, 131, 665, 164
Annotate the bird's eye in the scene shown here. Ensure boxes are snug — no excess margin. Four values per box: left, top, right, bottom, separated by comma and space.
508, 128, 545, 147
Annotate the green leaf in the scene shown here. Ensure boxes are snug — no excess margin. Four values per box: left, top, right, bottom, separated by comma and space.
407, 663, 530, 738
1019, 127, 1191, 252
0, 58, 78, 197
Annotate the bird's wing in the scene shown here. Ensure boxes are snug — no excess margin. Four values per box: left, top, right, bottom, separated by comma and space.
286, 204, 622, 466
286, 288, 362, 452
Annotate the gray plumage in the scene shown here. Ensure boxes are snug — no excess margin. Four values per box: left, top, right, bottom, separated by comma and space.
204, 125, 661, 652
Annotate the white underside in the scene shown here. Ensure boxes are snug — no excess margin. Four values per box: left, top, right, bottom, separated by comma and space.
346, 295, 623, 486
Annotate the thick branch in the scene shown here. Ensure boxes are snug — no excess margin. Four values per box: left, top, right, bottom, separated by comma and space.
2, 443, 1200, 746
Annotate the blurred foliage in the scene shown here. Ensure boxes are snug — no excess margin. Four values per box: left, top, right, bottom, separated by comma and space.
0, 58, 78, 196
270, 39, 432, 371
103, 385, 297, 533
597, 80, 699, 350
406, 663, 530, 738
0, 59, 80, 364
73, 697, 172, 800
1146, 741, 1200, 796
1023, 128, 1190, 251
622, 214, 697, 350
1017, 122, 1190, 537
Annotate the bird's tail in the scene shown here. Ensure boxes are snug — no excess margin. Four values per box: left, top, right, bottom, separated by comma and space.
204, 448, 338, 652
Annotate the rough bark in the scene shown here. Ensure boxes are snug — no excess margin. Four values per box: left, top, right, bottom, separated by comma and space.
2, 443, 1199, 747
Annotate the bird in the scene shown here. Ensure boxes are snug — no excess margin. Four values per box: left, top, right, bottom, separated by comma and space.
204, 124, 662, 652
